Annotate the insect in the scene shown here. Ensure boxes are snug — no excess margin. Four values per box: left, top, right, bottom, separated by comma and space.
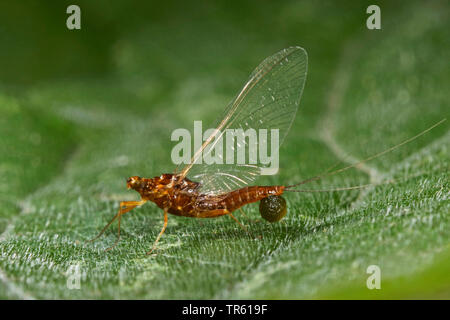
88, 46, 445, 254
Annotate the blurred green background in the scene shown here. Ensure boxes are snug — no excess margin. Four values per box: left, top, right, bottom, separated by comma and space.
0, 0, 448, 299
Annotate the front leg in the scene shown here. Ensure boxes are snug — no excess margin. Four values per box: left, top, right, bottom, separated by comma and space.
88, 200, 146, 251
147, 207, 169, 255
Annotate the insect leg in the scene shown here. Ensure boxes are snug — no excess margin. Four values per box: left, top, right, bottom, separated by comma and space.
228, 212, 249, 232
105, 212, 124, 252
147, 208, 169, 255
105, 205, 129, 252
88, 200, 146, 245
239, 208, 249, 219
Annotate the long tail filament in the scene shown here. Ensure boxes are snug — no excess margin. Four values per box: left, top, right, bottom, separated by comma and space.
285, 118, 446, 193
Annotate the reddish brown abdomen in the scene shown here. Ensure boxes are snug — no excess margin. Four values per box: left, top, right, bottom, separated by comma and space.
220, 186, 285, 212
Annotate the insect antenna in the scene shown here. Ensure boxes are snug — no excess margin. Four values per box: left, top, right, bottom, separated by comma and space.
285, 118, 446, 191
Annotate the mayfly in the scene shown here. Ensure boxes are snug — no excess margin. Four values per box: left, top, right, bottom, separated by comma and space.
88, 46, 445, 254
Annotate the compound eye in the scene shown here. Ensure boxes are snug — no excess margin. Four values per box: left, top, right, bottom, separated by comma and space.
132, 176, 141, 183
127, 176, 142, 189
259, 196, 287, 223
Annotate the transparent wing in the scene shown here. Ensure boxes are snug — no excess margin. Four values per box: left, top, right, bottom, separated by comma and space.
178, 46, 308, 195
